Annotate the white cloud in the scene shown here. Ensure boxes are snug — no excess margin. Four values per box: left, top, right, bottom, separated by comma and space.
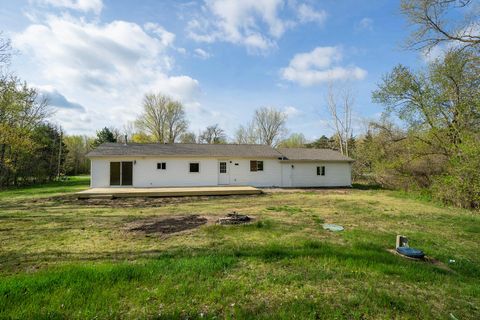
13, 15, 201, 134
194, 48, 211, 59
187, 0, 316, 54
283, 106, 300, 117
280, 46, 367, 86
31, 0, 103, 14
144, 22, 176, 47
356, 17, 373, 31
297, 4, 327, 25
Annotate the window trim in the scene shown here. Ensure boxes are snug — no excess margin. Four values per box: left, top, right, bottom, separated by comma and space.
189, 162, 200, 173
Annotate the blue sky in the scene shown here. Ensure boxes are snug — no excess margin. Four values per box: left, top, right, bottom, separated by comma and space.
0, 0, 428, 140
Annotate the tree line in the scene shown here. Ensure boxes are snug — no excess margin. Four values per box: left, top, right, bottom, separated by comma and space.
1, 0, 479, 210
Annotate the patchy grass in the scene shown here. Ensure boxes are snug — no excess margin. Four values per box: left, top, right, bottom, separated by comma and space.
0, 178, 479, 319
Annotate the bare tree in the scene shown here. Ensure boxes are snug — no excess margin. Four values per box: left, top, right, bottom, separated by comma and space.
179, 132, 197, 143
136, 93, 188, 143
0, 32, 12, 67
198, 124, 227, 144
401, 0, 480, 52
234, 121, 258, 144
254, 107, 288, 146
326, 84, 353, 157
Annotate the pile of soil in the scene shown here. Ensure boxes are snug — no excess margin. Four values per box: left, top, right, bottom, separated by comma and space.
218, 212, 252, 225
130, 215, 208, 234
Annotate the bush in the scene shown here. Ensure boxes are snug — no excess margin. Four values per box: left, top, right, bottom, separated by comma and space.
432, 137, 480, 209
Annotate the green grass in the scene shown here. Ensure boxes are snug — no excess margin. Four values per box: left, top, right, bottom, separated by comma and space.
0, 178, 479, 319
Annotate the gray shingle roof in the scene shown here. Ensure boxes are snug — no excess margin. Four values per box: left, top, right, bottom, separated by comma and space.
87, 143, 284, 158
87, 143, 353, 162
277, 147, 354, 162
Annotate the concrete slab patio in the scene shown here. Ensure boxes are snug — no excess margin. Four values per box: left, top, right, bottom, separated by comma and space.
76, 186, 263, 199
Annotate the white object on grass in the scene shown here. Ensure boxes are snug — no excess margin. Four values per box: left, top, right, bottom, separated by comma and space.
322, 224, 344, 232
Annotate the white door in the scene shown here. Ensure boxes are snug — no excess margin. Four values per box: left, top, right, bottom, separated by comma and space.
218, 161, 230, 185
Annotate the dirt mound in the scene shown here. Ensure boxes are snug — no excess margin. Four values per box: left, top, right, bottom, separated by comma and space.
130, 215, 208, 234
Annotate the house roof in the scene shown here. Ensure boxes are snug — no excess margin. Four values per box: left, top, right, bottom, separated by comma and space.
277, 147, 354, 162
87, 143, 353, 162
87, 143, 284, 158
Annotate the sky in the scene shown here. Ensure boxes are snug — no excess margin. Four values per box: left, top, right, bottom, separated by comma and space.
0, 0, 429, 140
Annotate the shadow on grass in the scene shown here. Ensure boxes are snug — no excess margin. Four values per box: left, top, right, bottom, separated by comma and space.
352, 183, 384, 190
2, 240, 473, 280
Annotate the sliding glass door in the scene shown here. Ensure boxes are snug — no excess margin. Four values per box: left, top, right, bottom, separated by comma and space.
110, 161, 133, 186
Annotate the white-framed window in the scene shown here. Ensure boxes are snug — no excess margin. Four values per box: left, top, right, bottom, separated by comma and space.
250, 160, 264, 172
317, 166, 325, 176
189, 162, 200, 173
157, 162, 166, 170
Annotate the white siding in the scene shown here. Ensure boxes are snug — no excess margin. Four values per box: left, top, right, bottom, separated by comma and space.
281, 162, 352, 187
90, 157, 352, 188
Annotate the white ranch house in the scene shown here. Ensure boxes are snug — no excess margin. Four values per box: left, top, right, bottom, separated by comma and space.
87, 143, 353, 188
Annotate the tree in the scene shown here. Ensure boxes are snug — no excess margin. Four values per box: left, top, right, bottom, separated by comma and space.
179, 132, 197, 143
198, 124, 227, 144
306, 135, 334, 149
278, 133, 307, 148
131, 132, 153, 143
372, 49, 480, 157
64, 135, 91, 175
253, 107, 287, 146
0, 76, 50, 186
0, 31, 11, 67
326, 84, 353, 156
401, 0, 480, 52
92, 127, 117, 147
136, 93, 188, 143
234, 122, 258, 144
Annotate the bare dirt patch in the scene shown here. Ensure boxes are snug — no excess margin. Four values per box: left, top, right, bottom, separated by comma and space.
261, 188, 351, 195
218, 212, 252, 225
129, 215, 208, 235
51, 194, 262, 208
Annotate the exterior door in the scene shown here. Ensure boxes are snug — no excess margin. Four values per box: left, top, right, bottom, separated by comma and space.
218, 161, 230, 185
121, 162, 133, 186
110, 162, 121, 186
110, 161, 133, 186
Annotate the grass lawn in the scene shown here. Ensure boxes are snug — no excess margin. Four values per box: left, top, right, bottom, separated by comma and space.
0, 176, 479, 319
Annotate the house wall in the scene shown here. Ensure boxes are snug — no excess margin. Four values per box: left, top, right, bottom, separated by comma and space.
281, 162, 352, 187
89, 157, 351, 188
90, 157, 283, 188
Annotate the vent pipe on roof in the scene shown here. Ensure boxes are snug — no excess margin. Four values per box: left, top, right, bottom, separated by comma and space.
124, 134, 128, 145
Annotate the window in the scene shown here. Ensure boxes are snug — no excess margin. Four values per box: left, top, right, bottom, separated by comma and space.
317, 166, 325, 176
189, 162, 200, 173
250, 160, 264, 172
219, 162, 227, 173
257, 161, 264, 171
157, 162, 166, 170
